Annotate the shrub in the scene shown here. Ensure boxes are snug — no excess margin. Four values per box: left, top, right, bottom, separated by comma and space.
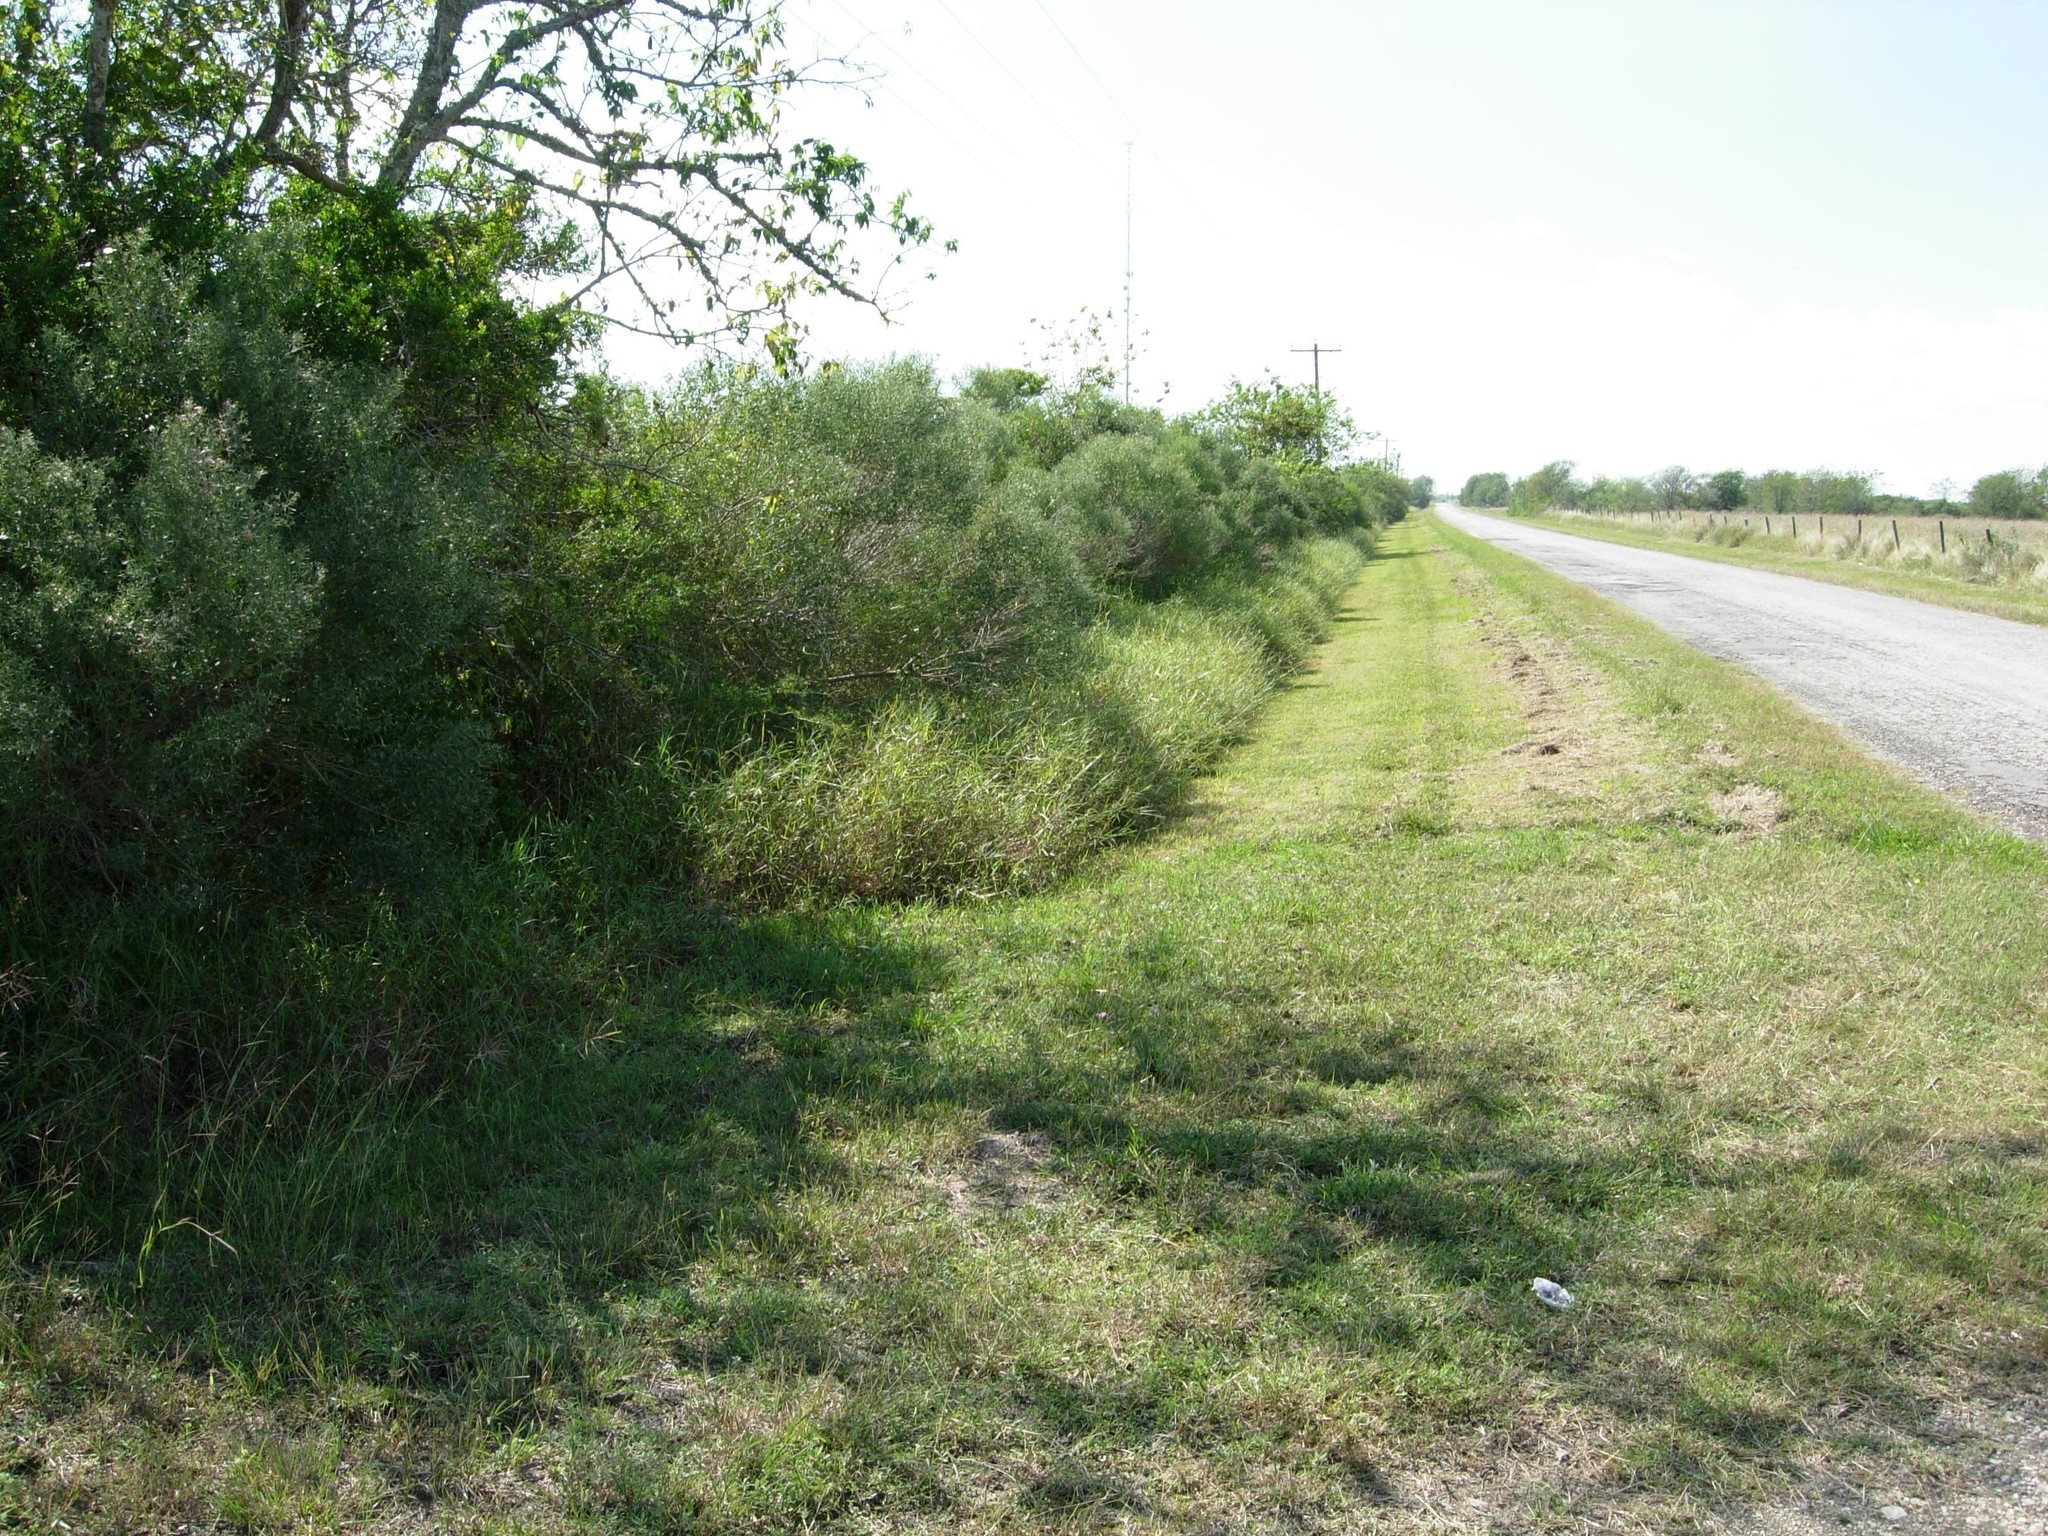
0, 242, 497, 910
1044, 432, 1208, 592
787, 359, 989, 527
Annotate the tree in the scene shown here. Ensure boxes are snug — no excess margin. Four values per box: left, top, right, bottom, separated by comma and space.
2, 0, 930, 369
1649, 465, 1697, 511
1705, 469, 1746, 510
1510, 460, 1580, 513
1968, 469, 2048, 520
1750, 471, 1798, 515
1407, 474, 1434, 509
1802, 471, 1873, 517
1459, 472, 1510, 507
1199, 376, 1355, 465
962, 368, 1049, 413
1584, 476, 1652, 512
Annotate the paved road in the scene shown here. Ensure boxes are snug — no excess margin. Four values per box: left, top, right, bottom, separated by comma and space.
1439, 508, 2048, 839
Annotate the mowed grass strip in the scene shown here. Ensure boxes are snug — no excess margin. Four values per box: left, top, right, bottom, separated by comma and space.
1496, 506, 2048, 628
7, 516, 2048, 1533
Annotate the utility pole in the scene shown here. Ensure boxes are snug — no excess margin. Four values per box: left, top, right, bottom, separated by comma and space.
1290, 341, 1341, 399
1290, 341, 1342, 462
1122, 142, 1134, 406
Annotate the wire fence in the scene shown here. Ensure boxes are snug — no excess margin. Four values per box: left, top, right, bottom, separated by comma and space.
1547, 508, 2048, 573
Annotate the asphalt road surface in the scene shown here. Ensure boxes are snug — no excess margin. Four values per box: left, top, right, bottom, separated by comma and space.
1439, 508, 2048, 840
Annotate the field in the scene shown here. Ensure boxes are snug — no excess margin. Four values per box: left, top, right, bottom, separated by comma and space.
7, 515, 2047, 1532
1502, 507, 2048, 628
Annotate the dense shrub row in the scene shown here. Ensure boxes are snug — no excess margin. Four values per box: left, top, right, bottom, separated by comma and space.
1, 211, 1410, 1240
0, 230, 1406, 930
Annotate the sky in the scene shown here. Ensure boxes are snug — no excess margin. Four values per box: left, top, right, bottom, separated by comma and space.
607, 0, 2048, 496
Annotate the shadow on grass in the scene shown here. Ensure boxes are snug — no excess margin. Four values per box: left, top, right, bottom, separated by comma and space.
9, 852, 2030, 1521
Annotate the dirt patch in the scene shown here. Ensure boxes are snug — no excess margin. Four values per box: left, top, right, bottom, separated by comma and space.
942, 1130, 1062, 1217
1352, 1391, 2048, 1534
1456, 593, 1673, 825
1723, 1393, 2048, 1536
1699, 739, 1741, 767
1711, 783, 1785, 835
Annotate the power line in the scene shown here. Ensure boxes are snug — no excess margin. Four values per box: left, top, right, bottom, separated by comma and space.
800, 14, 1006, 181
1023, 0, 1205, 214
1028, 0, 1136, 132
824, 0, 1028, 168
927, 0, 1097, 162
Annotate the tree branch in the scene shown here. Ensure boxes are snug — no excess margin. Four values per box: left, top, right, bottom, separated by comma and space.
83, 0, 115, 155
248, 0, 311, 153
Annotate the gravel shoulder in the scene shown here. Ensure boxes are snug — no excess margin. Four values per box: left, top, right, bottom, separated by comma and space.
1440, 508, 2048, 840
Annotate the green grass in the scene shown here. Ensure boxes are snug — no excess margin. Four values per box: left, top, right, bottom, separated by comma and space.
6, 514, 2047, 1532
1495, 506, 2048, 627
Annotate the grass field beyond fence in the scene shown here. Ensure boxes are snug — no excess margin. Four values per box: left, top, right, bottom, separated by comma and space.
1509, 505, 2048, 627
4, 515, 2045, 1533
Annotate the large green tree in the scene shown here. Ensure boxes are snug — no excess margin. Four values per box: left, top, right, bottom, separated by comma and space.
1510, 460, 1580, 513
1459, 472, 1510, 507
1705, 469, 1746, 510
1649, 465, 1697, 511
1, 0, 931, 370
1968, 469, 2048, 520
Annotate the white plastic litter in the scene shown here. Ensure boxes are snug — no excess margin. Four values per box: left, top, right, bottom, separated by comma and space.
1532, 1277, 1575, 1310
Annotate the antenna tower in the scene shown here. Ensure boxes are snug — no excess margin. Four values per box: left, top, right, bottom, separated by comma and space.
1122, 141, 1133, 405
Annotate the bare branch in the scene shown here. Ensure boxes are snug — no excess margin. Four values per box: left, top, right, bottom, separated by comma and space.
249, 0, 312, 153
376, 0, 483, 191
263, 144, 353, 192
83, 0, 115, 155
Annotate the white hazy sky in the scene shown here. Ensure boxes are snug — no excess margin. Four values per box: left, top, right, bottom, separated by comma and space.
609, 0, 2048, 496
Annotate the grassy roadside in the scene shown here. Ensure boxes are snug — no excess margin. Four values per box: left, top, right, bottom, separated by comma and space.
1485, 507, 2048, 627
7, 514, 2047, 1533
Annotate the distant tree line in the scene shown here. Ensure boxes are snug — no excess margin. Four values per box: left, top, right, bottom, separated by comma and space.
1465, 462, 2048, 520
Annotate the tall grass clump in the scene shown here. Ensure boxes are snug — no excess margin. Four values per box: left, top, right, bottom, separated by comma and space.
689, 535, 1367, 907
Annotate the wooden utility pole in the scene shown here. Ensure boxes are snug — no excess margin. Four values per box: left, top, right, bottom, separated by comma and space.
1291, 341, 1341, 398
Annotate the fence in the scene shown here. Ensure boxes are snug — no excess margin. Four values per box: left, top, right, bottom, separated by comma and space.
1547, 508, 2048, 568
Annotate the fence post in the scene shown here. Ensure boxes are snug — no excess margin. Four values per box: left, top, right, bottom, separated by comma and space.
1791, 515, 1798, 538
1765, 516, 1772, 535
1892, 519, 1900, 551
1939, 519, 1946, 552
